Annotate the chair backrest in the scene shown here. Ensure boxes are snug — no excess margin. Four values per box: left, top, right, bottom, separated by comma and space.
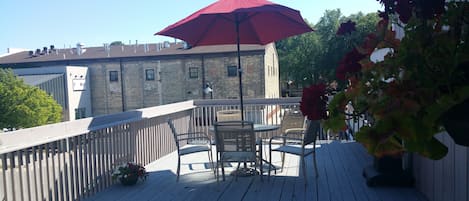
281, 110, 319, 146
214, 121, 256, 161
167, 119, 181, 148
280, 110, 307, 134
304, 120, 320, 145
217, 110, 242, 121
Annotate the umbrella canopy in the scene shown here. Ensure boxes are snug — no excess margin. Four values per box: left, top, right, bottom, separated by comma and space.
156, 0, 313, 120
156, 0, 313, 46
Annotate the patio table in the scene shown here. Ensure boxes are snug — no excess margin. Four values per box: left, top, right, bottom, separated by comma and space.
209, 123, 280, 177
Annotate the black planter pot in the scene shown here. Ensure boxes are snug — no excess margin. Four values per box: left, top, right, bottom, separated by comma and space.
441, 98, 469, 147
119, 175, 139, 186
363, 155, 414, 187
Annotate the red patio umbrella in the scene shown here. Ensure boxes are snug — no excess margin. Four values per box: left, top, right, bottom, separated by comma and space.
156, 0, 313, 120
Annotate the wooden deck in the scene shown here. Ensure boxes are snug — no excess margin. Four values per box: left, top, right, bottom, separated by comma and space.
84, 140, 428, 201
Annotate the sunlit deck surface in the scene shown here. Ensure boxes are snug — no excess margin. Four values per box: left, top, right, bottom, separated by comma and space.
84, 141, 428, 201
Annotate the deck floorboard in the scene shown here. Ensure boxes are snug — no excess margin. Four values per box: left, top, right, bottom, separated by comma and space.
83, 141, 428, 201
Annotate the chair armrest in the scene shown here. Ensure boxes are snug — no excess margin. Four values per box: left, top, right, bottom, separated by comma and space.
177, 132, 212, 144
269, 135, 303, 145
284, 128, 305, 135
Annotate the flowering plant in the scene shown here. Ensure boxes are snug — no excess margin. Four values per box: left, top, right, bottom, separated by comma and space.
324, 0, 469, 160
112, 162, 148, 185
299, 84, 328, 121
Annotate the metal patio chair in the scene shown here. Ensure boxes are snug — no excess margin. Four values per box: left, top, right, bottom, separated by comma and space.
268, 111, 319, 185
167, 119, 215, 182
213, 121, 263, 182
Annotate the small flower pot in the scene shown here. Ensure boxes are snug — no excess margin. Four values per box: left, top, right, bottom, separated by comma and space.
119, 175, 139, 186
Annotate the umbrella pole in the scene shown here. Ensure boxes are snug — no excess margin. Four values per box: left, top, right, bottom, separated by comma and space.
236, 15, 244, 122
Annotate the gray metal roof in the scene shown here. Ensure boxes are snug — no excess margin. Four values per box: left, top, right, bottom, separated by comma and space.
0, 43, 267, 65
18, 74, 63, 86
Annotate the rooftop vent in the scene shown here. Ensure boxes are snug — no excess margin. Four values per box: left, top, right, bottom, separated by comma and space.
76, 43, 85, 56
134, 40, 138, 53
164, 41, 170, 48
103, 43, 110, 57
183, 42, 192, 49
156, 43, 162, 52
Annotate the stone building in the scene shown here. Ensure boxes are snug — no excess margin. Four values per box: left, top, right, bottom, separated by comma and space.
0, 42, 279, 116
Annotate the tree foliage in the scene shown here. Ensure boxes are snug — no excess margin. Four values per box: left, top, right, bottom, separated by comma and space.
110, 41, 124, 46
0, 69, 62, 129
277, 9, 379, 88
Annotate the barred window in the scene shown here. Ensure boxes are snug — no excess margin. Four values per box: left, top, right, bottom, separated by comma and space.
189, 67, 198, 79
145, 69, 155, 81
109, 71, 118, 82
227, 66, 237, 77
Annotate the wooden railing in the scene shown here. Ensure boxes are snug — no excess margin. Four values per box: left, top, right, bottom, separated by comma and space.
191, 97, 302, 139
0, 101, 195, 201
0, 98, 304, 201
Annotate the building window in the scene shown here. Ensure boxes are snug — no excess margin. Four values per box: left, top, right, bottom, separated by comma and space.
145, 69, 155, 81
189, 67, 198, 79
75, 108, 86, 120
109, 71, 118, 82
227, 65, 237, 77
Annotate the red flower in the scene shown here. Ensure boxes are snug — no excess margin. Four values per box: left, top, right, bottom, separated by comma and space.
300, 84, 328, 120
335, 48, 367, 80
416, 0, 445, 20
377, 0, 445, 22
337, 20, 357, 35
361, 34, 378, 54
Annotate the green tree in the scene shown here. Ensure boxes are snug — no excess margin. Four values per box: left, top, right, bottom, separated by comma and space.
315, 10, 379, 83
277, 30, 321, 87
0, 69, 62, 129
277, 9, 379, 88
110, 41, 124, 46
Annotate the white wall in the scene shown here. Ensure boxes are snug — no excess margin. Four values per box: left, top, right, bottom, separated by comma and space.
264, 43, 280, 98
413, 132, 469, 201
65, 66, 92, 119
13, 66, 92, 121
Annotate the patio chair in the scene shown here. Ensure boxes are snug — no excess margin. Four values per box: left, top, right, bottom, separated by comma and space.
216, 110, 242, 121
167, 119, 215, 182
214, 121, 263, 182
268, 111, 320, 185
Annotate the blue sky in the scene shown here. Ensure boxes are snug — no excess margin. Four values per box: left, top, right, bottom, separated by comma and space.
0, 0, 382, 54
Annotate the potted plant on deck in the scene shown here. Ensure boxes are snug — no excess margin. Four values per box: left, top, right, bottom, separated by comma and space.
322, 0, 469, 186
112, 162, 149, 186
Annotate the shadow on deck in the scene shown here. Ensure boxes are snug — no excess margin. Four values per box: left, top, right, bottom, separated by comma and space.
84, 141, 428, 201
